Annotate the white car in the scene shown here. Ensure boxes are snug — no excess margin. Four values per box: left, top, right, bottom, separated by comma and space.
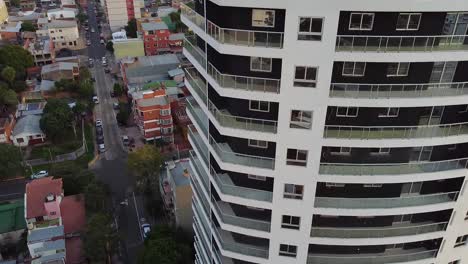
31, 170, 48, 179
141, 223, 151, 239
95, 119, 102, 127
98, 144, 106, 153
93, 96, 99, 104
91, 28, 96, 33
101, 57, 107, 65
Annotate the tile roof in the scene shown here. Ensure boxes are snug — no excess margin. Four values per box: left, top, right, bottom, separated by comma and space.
25, 177, 63, 219
12, 115, 44, 137
60, 194, 86, 234
27, 225, 64, 242
41, 62, 78, 74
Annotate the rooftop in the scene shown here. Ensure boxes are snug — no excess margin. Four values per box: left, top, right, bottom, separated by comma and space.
0, 200, 26, 234
168, 68, 184, 77
47, 19, 77, 29
124, 54, 180, 83
142, 22, 168, 31
42, 62, 78, 74
25, 177, 63, 219
12, 114, 44, 137
60, 194, 86, 234
169, 33, 184, 41
27, 225, 64, 243
137, 96, 169, 107
34, 239, 65, 254
165, 159, 192, 187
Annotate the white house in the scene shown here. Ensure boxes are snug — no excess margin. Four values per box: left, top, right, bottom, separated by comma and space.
47, 8, 77, 20
11, 115, 45, 147
37, 19, 79, 50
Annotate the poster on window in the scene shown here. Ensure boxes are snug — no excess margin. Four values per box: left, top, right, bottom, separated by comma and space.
252, 9, 275, 27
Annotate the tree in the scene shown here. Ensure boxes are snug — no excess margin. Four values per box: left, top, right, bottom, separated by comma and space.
116, 103, 129, 125
106, 41, 114, 53
72, 101, 87, 117
0, 45, 34, 77
40, 99, 74, 141
76, 12, 88, 23
127, 145, 162, 191
12, 80, 26, 93
54, 79, 78, 92
113, 83, 123, 96
84, 213, 118, 263
78, 81, 94, 99
79, 67, 91, 81
84, 179, 108, 212
0, 88, 18, 107
124, 18, 137, 38
20, 21, 36, 32
1, 66, 16, 86
169, 11, 186, 32
0, 144, 23, 180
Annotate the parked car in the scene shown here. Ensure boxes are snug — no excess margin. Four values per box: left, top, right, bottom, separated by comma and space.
31, 170, 49, 179
102, 56, 107, 66
97, 134, 104, 144
91, 27, 96, 33
98, 144, 106, 153
122, 135, 129, 146
110, 91, 115, 97
93, 96, 99, 104
100, 39, 105, 45
86, 40, 91, 46
141, 223, 151, 239
113, 102, 119, 109
95, 119, 102, 127
96, 126, 103, 135
105, 67, 110, 73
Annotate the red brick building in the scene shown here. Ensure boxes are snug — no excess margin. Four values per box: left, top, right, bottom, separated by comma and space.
141, 22, 184, 56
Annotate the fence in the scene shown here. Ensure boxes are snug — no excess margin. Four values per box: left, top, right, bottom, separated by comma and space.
24, 144, 87, 166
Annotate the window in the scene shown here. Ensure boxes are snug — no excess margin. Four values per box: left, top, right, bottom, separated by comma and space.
298, 17, 323, 41
248, 139, 268, 148
448, 144, 457, 150
50, 211, 56, 215
379, 108, 399, 117
342, 62, 366, 76
330, 147, 351, 155
455, 235, 468, 247
281, 215, 300, 230
252, 9, 275, 27
290, 110, 312, 129
349, 13, 374, 30
250, 57, 272, 72
286, 148, 308, 166
249, 100, 270, 112
279, 244, 297, 257
336, 107, 359, 117
248, 174, 266, 181
370, 148, 391, 155
294, 66, 317, 87
160, 109, 171, 116
326, 182, 345, 187
387, 63, 410, 77
16, 138, 24, 143
396, 13, 421, 30
283, 184, 304, 199
161, 119, 172, 125
363, 184, 383, 188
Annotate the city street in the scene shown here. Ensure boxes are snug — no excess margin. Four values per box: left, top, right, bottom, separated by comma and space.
85, 2, 145, 263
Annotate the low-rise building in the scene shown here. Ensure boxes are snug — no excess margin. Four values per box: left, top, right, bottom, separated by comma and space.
23, 36, 55, 66
11, 115, 45, 146
141, 22, 183, 55
41, 61, 78, 81
0, 116, 15, 144
46, 7, 77, 20
106, 0, 143, 32
59, 0, 76, 8
37, 19, 80, 50
0, 22, 22, 43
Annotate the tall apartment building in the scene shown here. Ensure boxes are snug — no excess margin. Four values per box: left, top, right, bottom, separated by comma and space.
105, 0, 143, 32
181, 1, 468, 264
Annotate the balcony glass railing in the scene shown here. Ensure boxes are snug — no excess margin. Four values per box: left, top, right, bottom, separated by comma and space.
191, 177, 210, 215
314, 191, 459, 209
190, 150, 210, 192
329, 82, 468, 98
194, 216, 211, 255
208, 62, 281, 94
211, 167, 273, 202
188, 124, 209, 165
213, 225, 269, 259
310, 222, 448, 238
208, 101, 278, 133
319, 158, 468, 175
185, 67, 208, 104
307, 249, 438, 264
207, 20, 284, 48
212, 197, 271, 232
181, 2, 205, 30
193, 198, 211, 236
336, 35, 468, 52
184, 36, 207, 69
210, 135, 275, 170
324, 122, 468, 139
194, 238, 209, 264
186, 97, 208, 138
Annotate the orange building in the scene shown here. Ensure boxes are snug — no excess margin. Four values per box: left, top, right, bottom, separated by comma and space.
132, 89, 174, 142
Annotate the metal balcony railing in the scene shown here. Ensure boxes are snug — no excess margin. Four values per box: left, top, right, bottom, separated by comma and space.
186, 97, 208, 138
184, 36, 207, 69
190, 150, 210, 191
188, 125, 209, 166
185, 67, 208, 104
212, 224, 269, 259
336, 34, 468, 52
181, 2, 205, 30
307, 249, 438, 264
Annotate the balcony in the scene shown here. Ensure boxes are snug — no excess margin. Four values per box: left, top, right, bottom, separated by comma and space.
188, 125, 209, 165
210, 135, 275, 170
314, 191, 459, 209
193, 198, 211, 236
186, 97, 208, 137
336, 35, 468, 52
213, 225, 269, 259
191, 177, 210, 215
207, 20, 284, 49
310, 221, 448, 239
208, 101, 278, 134
212, 197, 271, 232
208, 62, 280, 94
324, 122, 468, 140
184, 36, 207, 69
185, 67, 208, 104
307, 249, 437, 264
329, 82, 468, 99
181, 2, 205, 31
211, 167, 273, 202
190, 150, 210, 192
194, 231, 210, 264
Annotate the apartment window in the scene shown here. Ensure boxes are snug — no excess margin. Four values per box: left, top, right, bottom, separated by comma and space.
281, 215, 300, 230
349, 13, 374, 30
448, 144, 457, 150
161, 118, 172, 125
279, 244, 297, 257
330, 147, 351, 155
50, 211, 56, 215
248, 139, 268, 149
342, 62, 366, 76
249, 100, 270, 112
161, 127, 172, 134
336, 107, 359, 117
294, 66, 317, 87
387, 62, 410, 77
252, 9, 275, 27
248, 174, 266, 181
298, 17, 323, 41
458, 105, 468, 113
50, 31, 54, 33
283, 184, 303, 199
379, 107, 399, 117
370, 147, 391, 155
396, 13, 421, 30
286, 148, 308, 166
160, 109, 170, 116
250, 57, 272, 72
455, 235, 468, 247
290, 110, 312, 129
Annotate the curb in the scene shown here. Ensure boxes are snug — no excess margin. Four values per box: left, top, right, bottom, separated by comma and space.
1, 176, 26, 182
88, 154, 100, 167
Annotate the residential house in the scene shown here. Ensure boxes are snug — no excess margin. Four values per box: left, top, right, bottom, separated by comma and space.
8, 11, 41, 25
11, 115, 45, 146
105, 0, 143, 32
16, 101, 47, 117
24, 36, 55, 66
18, 0, 36, 11
59, 0, 76, 8
167, 33, 183, 53
141, 22, 183, 55
120, 54, 180, 87
132, 88, 173, 142
0, 116, 15, 144
160, 159, 193, 231
0, 22, 22, 43
41, 62, 79, 81
27, 226, 66, 264
168, 68, 184, 83
46, 7, 77, 20
0, 200, 26, 257
37, 19, 80, 50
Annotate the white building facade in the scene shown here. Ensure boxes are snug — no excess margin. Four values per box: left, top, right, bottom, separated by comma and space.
105, 0, 143, 32
181, 1, 468, 264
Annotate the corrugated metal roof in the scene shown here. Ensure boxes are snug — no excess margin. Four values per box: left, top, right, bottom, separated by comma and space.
28, 226, 64, 242
12, 115, 44, 137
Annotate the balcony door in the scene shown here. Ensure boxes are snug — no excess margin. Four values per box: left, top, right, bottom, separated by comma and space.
419, 106, 444, 125
400, 182, 423, 197
442, 13, 468, 45
410, 146, 433, 162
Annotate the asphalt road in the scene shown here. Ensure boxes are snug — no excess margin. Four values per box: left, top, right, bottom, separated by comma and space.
0, 179, 27, 202
85, 2, 145, 263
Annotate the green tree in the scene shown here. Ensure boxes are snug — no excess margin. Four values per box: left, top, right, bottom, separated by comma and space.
169, 11, 186, 32
78, 81, 94, 99
20, 21, 36, 32
124, 18, 137, 38
76, 12, 88, 23
84, 179, 108, 212
54, 79, 79, 92
72, 101, 87, 117
0, 144, 23, 180
79, 67, 91, 81
113, 83, 123, 96
10, 0, 20, 7
40, 99, 74, 141
1, 66, 16, 86
0, 88, 18, 106
116, 103, 129, 125
106, 41, 114, 53
127, 145, 162, 191
12, 80, 26, 93
0, 45, 34, 77
84, 213, 118, 263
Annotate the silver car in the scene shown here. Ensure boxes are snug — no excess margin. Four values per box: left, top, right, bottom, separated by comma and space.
31, 170, 49, 179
